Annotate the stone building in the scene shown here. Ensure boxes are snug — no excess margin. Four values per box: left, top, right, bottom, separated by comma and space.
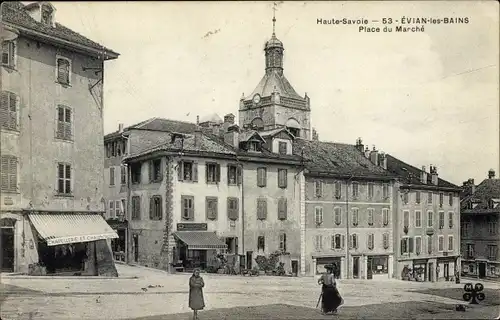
1, 2, 119, 275
385, 156, 462, 282
460, 169, 500, 279
294, 138, 396, 278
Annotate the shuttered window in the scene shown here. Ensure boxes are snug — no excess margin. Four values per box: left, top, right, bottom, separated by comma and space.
181, 195, 194, 220
227, 165, 242, 185
335, 181, 341, 199
448, 212, 454, 229
57, 163, 71, 194
351, 208, 359, 226
382, 208, 389, 226
278, 169, 287, 188
427, 235, 433, 254
1, 155, 17, 192
438, 235, 444, 251
277, 197, 287, 220
257, 167, 267, 187
257, 198, 267, 220
315, 180, 323, 197
109, 201, 115, 218
109, 167, 115, 186
368, 183, 374, 198
149, 195, 162, 220
383, 233, 389, 249
1, 91, 18, 131
149, 159, 163, 183
439, 211, 445, 229
334, 207, 342, 225
121, 166, 127, 185
56, 57, 70, 85
257, 236, 265, 251
350, 234, 358, 249
131, 196, 141, 220
56, 105, 72, 140
331, 234, 344, 249
367, 233, 374, 250
448, 235, 454, 251
415, 236, 422, 254
2, 41, 15, 67
206, 163, 221, 183
279, 233, 287, 252
227, 197, 239, 221
206, 197, 218, 220
368, 208, 374, 226
177, 161, 198, 182
403, 210, 410, 228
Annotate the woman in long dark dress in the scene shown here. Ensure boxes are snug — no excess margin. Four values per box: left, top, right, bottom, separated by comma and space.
189, 268, 205, 320
318, 264, 343, 315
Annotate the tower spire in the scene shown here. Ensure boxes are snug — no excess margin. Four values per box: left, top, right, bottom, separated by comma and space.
272, 3, 277, 35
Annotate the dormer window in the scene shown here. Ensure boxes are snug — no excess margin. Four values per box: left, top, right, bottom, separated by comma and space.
248, 141, 261, 152
41, 4, 54, 26
278, 141, 287, 155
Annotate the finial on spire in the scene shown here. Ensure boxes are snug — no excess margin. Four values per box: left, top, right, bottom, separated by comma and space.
272, 2, 277, 35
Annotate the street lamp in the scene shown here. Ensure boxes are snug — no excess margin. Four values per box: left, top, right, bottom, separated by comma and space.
345, 175, 354, 279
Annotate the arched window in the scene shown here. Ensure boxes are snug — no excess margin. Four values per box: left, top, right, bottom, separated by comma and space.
250, 118, 264, 130
285, 118, 301, 138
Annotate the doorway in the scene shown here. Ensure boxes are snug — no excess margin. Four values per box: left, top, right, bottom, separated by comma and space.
246, 251, 253, 270
428, 262, 434, 282
292, 260, 298, 276
353, 256, 360, 279
366, 256, 373, 279
1, 227, 15, 272
444, 263, 449, 281
133, 234, 139, 263
479, 262, 486, 278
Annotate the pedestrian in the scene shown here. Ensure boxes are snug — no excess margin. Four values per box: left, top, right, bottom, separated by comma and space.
189, 268, 205, 320
317, 264, 343, 315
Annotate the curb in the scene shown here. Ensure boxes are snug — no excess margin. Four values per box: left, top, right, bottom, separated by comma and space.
1, 275, 139, 280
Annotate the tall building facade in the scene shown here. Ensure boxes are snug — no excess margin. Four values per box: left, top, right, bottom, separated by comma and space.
1, 2, 119, 275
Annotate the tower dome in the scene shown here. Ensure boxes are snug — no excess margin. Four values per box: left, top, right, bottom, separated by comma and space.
265, 33, 283, 50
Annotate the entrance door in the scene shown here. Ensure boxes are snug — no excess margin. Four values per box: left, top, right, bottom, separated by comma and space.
444, 263, 449, 281
428, 262, 434, 282
366, 256, 373, 280
1, 228, 15, 272
479, 262, 486, 278
353, 257, 360, 279
133, 234, 139, 263
246, 251, 253, 269
291, 260, 298, 276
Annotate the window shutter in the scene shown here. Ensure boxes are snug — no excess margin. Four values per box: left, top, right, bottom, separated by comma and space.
189, 198, 195, 219
148, 161, 153, 182
1, 156, 9, 190
205, 163, 209, 183
149, 197, 154, 220
236, 166, 242, 185
177, 161, 183, 181
341, 235, 345, 249
206, 198, 210, 219
192, 162, 198, 182
409, 237, 414, 253
278, 198, 287, 220
0, 92, 9, 129
216, 164, 221, 182
263, 199, 267, 219
400, 239, 405, 255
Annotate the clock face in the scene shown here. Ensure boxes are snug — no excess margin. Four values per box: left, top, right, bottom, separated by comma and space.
252, 94, 261, 104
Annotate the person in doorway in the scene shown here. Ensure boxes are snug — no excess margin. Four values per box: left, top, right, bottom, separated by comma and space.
318, 264, 343, 315
189, 268, 205, 320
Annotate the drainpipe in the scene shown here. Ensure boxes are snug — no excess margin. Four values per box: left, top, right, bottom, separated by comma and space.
345, 175, 354, 279
236, 158, 245, 266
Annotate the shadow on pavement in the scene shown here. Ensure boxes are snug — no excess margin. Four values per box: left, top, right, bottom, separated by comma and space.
414, 288, 500, 306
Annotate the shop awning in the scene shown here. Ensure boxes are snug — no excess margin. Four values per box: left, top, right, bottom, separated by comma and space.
173, 231, 227, 250
28, 213, 118, 246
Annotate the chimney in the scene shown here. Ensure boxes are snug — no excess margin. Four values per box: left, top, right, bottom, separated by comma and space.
488, 169, 496, 179
194, 127, 202, 148
364, 146, 370, 158
421, 166, 428, 184
379, 152, 387, 170
196, 115, 200, 125
369, 146, 379, 166
211, 124, 220, 136
223, 113, 235, 132
118, 123, 124, 133
470, 178, 475, 194
312, 128, 319, 141
430, 165, 438, 185
224, 125, 240, 148
355, 137, 364, 153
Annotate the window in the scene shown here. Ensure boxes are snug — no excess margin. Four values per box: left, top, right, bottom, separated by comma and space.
257, 198, 267, 220
227, 197, 239, 221
367, 233, 374, 250
121, 199, 127, 216
56, 57, 71, 85
131, 196, 141, 220
368, 208, 374, 226
463, 221, 470, 236
401, 237, 413, 254
315, 206, 323, 225
403, 210, 410, 228
206, 162, 221, 183
403, 192, 409, 204
227, 165, 240, 185
121, 166, 127, 185
427, 211, 433, 227
488, 221, 497, 235
206, 197, 218, 220
279, 233, 287, 252
334, 207, 342, 225
439, 211, 444, 229
115, 200, 121, 217
448, 235, 453, 251
109, 167, 115, 186
415, 191, 421, 204
1, 91, 18, 131
56, 105, 72, 140
181, 195, 194, 220
257, 236, 265, 251
428, 192, 432, 204
383, 233, 389, 249
382, 208, 389, 226
438, 235, 444, 252
178, 161, 198, 182
278, 141, 287, 155
315, 180, 323, 197
412, 210, 421, 228
467, 244, 474, 259
248, 141, 261, 152
278, 197, 287, 220
150, 159, 163, 183
335, 181, 341, 199
2, 41, 15, 67
257, 167, 267, 187
439, 193, 444, 207
368, 183, 374, 199
448, 212, 453, 229
415, 236, 422, 254
131, 163, 141, 184
350, 234, 358, 249
449, 193, 453, 206
383, 184, 389, 199
427, 236, 433, 254
278, 169, 287, 188
352, 182, 359, 198
0, 155, 17, 192
331, 234, 343, 249
315, 235, 323, 250
149, 196, 162, 220
488, 245, 497, 261
57, 163, 71, 195
351, 208, 359, 226
106, 143, 111, 158
109, 201, 115, 218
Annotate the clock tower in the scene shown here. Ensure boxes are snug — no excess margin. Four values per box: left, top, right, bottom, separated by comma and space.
238, 13, 311, 140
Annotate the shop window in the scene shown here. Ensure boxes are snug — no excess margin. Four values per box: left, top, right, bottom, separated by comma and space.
277, 197, 287, 220
257, 167, 267, 187
181, 195, 194, 220
278, 169, 287, 189
178, 161, 198, 182
206, 162, 221, 184
206, 197, 218, 220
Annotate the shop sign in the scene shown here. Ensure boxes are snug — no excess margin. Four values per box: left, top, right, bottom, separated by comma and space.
47, 233, 118, 246
177, 223, 208, 231
426, 228, 434, 236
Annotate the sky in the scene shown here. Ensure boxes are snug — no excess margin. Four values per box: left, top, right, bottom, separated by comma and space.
45, 1, 498, 186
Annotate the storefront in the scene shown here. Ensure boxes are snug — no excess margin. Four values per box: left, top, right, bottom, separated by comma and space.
315, 256, 342, 276
28, 213, 119, 276
436, 255, 458, 281
366, 255, 389, 279
106, 219, 128, 262
1, 217, 16, 272
412, 259, 428, 281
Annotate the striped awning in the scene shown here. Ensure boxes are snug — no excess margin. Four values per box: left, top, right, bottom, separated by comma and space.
28, 213, 118, 246
173, 231, 227, 250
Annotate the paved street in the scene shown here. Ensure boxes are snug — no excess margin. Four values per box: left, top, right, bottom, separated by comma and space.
1, 264, 499, 320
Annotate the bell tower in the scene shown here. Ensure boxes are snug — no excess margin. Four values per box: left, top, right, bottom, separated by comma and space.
238, 8, 311, 140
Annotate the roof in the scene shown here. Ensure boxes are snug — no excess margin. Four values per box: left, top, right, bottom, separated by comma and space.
2, 2, 118, 59
199, 113, 222, 124
385, 155, 459, 190
293, 139, 393, 180
461, 178, 500, 211
265, 33, 283, 50
248, 70, 304, 101
105, 118, 200, 140
259, 127, 294, 138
